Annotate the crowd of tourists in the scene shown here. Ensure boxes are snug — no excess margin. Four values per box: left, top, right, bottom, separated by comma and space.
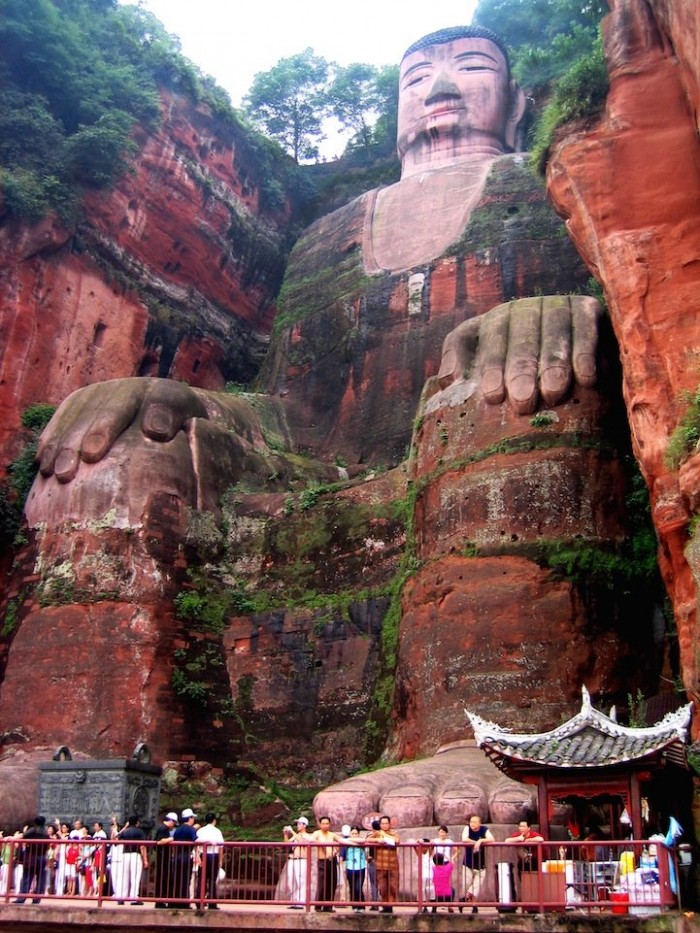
282, 811, 522, 914
0, 809, 224, 908
6, 809, 646, 913
0, 809, 516, 911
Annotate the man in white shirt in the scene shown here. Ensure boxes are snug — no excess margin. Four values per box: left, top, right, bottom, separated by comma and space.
195, 812, 224, 910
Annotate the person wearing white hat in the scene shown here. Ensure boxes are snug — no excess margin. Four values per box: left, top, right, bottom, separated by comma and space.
171, 809, 197, 906
283, 817, 311, 909
153, 812, 178, 908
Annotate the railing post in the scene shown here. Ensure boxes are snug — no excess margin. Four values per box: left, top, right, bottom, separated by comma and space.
96, 839, 105, 907
195, 841, 206, 910
4, 839, 15, 903
417, 846, 423, 914
304, 844, 311, 912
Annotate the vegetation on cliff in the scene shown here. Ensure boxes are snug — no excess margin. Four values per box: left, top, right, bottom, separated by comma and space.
0, 404, 55, 547
665, 386, 700, 470
1, 0, 159, 220
473, 0, 609, 169
0, 0, 302, 222
473, 0, 607, 88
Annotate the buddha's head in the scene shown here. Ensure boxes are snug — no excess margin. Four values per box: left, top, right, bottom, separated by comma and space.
397, 26, 527, 176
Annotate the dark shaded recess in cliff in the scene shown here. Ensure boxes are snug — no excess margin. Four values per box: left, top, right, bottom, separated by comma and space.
548, 315, 665, 697
169, 599, 387, 772
66, 228, 269, 383
225, 210, 287, 294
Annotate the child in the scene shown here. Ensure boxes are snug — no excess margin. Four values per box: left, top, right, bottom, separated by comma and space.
432, 853, 454, 913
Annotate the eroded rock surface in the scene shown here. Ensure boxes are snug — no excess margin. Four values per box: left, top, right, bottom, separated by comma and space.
0, 90, 287, 465
547, 0, 700, 724
0, 7, 696, 828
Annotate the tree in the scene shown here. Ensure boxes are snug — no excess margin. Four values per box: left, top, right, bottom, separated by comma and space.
243, 49, 330, 162
472, 0, 607, 87
369, 64, 400, 156
472, 0, 607, 48
327, 62, 380, 153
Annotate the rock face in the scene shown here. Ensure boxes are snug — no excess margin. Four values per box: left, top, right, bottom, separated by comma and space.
546, 0, 700, 728
0, 89, 287, 464
387, 312, 651, 761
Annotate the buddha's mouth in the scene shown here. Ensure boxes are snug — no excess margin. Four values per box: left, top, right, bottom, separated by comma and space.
426, 104, 464, 118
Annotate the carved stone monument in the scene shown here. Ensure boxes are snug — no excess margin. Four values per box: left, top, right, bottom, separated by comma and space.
38, 744, 161, 830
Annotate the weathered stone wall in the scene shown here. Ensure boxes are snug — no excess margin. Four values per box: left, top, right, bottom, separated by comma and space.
260, 156, 590, 469
547, 0, 700, 728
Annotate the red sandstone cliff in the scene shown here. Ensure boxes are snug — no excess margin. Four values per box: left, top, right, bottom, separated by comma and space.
0, 89, 289, 466
547, 0, 700, 727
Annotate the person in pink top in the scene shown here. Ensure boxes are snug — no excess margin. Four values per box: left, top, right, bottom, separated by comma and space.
431, 853, 454, 913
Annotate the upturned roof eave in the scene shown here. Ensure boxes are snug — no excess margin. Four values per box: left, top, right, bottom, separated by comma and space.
466, 687, 693, 773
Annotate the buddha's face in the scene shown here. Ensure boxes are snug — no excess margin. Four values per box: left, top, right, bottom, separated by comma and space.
397, 36, 511, 164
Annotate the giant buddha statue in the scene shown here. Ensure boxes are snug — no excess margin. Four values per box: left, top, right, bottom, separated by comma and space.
28, 26, 593, 499
9, 26, 650, 829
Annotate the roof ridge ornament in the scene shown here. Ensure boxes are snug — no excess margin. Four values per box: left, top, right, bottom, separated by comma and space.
581, 684, 592, 710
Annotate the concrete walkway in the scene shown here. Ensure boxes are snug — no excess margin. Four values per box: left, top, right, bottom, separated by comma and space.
0, 901, 690, 933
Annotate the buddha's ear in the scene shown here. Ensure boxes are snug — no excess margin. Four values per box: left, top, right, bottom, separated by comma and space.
505, 81, 528, 151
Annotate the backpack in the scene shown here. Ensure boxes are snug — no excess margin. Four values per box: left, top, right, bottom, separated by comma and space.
66, 843, 80, 865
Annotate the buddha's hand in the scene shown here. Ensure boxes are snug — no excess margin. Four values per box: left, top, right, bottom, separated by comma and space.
37, 377, 208, 483
437, 295, 600, 416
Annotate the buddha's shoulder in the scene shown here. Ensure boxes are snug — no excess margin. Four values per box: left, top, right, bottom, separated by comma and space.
284, 190, 373, 284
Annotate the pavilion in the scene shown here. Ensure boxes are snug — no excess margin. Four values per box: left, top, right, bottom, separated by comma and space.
466, 686, 693, 840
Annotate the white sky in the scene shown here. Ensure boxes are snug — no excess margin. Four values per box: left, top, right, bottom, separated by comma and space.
123, 0, 479, 158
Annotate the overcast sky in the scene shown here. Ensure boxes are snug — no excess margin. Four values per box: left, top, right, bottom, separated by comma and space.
122, 1, 479, 157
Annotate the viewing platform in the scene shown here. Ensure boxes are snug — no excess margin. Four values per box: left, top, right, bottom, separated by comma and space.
0, 901, 694, 933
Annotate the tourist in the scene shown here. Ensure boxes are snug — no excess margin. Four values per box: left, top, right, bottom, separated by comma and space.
91, 822, 108, 897
53, 823, 69, 896
0, 832, 9, 896
10, 828, 24, 895
461, 814, 493, 913
432, 824, 457, 864
171, 808, 197, 907
77, 826, 96, 897
283, 816, 311, 909
44, 824, 57, 895
366, 818, 381, 909
432, 852, 454, 912
14, 815, 49, 904
195, 812, 224, 909
153, 811, 178, 908
367, 815, 400, 913
415, 838, 434, 912
113, 814, 147, 905
342, 825, 367, 912
505, 819, 544, 874
309, 815, 341, 912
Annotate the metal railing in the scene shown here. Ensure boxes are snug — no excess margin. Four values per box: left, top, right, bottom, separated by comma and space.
0, 837, 681, 915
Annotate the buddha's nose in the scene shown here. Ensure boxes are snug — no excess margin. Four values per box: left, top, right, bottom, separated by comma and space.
425, 73, 462, 106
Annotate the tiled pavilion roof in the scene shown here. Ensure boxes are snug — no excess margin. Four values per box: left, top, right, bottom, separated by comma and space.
466, 686, 692, 777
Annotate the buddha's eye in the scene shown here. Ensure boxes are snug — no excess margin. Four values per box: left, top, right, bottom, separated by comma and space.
404, 70, 431, 89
